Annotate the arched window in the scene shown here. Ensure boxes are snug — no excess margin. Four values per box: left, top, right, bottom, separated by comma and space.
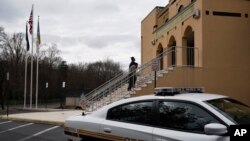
165, 18, 169, 23
178, 5, 184, 13
168, 36, 176, 67
183, 26, 195, 66
157, 44, 164, 70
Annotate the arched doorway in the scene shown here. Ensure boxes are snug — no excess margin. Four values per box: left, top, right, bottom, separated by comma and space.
183, 26, 195, 66
168, 36, 176, 67
156, 44, 164, 70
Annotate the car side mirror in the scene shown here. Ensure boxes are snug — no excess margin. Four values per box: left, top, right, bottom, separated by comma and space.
204, 123, 228, 135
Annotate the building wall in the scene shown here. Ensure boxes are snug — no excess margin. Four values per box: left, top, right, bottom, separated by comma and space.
168, 0, 195, 19
202, 0, 250, 103
141, 7, 163, 65
135, 67, 203, 96
140, 0, 250, 104
143, 0, 203, 68
66, 97, 80, 107
157, 5, 169, 28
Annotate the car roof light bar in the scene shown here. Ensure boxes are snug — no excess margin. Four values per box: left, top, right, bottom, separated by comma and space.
154, 87, 203, 96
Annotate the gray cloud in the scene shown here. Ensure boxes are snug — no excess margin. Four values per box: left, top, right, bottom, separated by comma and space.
82, 34, 137, 49
0, 0, 24, 22
0, 0, 168, 67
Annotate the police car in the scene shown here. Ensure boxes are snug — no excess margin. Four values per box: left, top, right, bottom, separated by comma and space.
64, 87, 250, 141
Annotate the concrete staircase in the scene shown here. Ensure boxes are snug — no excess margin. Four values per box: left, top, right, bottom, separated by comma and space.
83, 66, 175, 112
81, 46, 200, 112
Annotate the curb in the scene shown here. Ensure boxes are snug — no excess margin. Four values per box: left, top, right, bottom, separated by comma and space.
0, 116, 64, 126
16, 108, 73, 112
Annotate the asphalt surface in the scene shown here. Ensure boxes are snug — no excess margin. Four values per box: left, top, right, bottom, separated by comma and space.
0, 119, 67, 141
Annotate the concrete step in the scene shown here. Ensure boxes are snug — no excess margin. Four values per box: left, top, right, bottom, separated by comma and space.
157, 73, 163, 77
134, 87, 142, 91
161, 70, 168, 74
168, 67, 174, 71
146, 81, 153, 84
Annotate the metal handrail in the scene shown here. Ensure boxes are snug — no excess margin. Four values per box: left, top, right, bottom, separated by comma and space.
84, 71, 125, 98
82, 46, 200, 111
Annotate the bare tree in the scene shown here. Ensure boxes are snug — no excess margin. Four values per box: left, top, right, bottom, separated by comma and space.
0, 27, 26, 100
0, 60, 7, 109
1, 26, 125, 105
0, 26, 7, 60
42, 44, 62, 68
85, 59, 123, 91
38, 44, 63, 100
0, 30, 25, 65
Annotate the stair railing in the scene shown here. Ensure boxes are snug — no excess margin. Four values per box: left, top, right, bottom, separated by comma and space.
81, 46, 199, 111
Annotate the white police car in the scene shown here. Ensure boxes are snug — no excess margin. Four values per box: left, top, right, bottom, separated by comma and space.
64, 87, 250, 141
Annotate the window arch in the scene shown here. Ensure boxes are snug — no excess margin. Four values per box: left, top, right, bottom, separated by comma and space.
157, 44, 164, 70
178, 5, 184, 13
183, 26, 195, 66
165, 18, 169, 23
168, 36, 176, 67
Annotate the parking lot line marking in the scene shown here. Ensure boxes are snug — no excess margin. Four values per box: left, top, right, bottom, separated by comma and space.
17, 126, 60, 141
0, 123, 33, 134
0, 121, 12, 125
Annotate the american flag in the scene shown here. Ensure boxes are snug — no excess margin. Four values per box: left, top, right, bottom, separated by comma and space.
28, 6, 33, 34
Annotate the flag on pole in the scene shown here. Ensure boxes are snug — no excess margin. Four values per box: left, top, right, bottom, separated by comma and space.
25, 22, 30, 51
28, 6, 33, 34
36, 16, 41, 47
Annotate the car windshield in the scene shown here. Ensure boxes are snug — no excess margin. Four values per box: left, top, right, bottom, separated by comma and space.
206, 98, 250, 124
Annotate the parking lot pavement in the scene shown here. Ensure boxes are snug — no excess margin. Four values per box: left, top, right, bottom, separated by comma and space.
0, 119, 67, 141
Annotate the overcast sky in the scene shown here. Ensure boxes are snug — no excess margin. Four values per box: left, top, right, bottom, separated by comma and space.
0, 0, 169, 69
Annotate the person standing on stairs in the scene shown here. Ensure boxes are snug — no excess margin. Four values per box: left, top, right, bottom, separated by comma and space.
128, 57, 138, 91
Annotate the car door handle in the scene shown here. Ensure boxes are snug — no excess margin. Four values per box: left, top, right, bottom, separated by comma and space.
103, 128, 112, 133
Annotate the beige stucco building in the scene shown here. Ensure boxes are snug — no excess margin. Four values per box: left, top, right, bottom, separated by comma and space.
139, 0, 250, 104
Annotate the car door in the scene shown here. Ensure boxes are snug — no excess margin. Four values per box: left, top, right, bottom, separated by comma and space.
101, 100, 154, 141
153, 101, 229, 141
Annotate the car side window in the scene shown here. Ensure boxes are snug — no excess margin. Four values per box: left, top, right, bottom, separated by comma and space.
158, 101, 220, 133
107, 101, 153, 126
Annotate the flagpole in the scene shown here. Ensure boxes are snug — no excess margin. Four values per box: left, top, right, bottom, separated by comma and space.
29, 4, 34, 109
24, 22, 29, 109
35, 46, 39, 109
24, 51, 28, 109
35, 16, 40, 109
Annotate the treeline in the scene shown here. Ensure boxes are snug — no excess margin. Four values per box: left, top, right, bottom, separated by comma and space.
0, 26, 123, 109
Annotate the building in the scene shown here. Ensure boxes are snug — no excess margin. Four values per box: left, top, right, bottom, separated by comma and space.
139, 0, 250, 104
81, 0, 250, 111
65, 91, 83, 109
